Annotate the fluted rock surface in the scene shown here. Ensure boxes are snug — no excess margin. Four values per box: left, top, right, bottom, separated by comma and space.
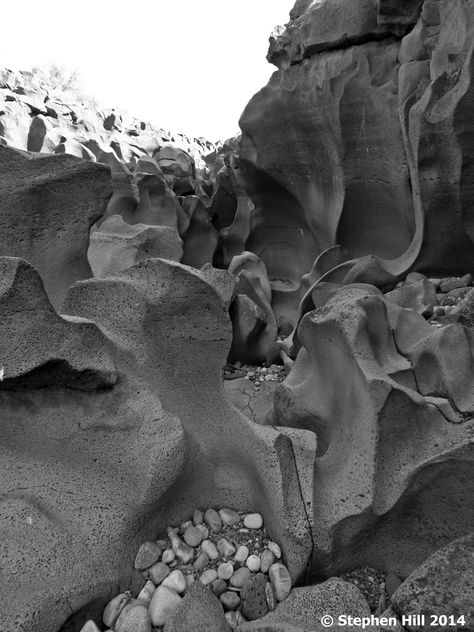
239, 0, 474, 325
272, 284, 474, 578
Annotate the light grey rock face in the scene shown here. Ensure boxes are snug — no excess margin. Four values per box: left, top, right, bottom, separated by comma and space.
240, 0, 474, 327
0, 254, 314, 632
272, 284, 474, 578
88, 215, 183, 278
0, 144, 111, 310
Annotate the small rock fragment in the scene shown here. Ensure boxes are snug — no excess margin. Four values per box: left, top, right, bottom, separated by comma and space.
183, 525, 203, 547
243, 513, 263, 529
134, 542, 162, 570
234, 545, 249, 565
219, 508, 240, 526
246, 555, 261, 572
265, 581, 277, 611
80, 621, 101, 632
224, 610, 247, 627
195, 524, 209, 539
260, 549, 275, 573
201, 539, 219, 560
149, 562, 170, 586
229, 567, 251, 588
180, 520, 193, 532
148, 585, 182, 627
212, 578, 228, 597
103, 592, 132, 628
200, 568, 218, 585
161, 549, 175, 565
169, 531, 194, 564
193, 550, 210, 571
220, 591, 241, 611
269, 562, 291, 601
136, 581, 156, 607
161, 569, 187, 595
217, 538, 236, 559
267, 541, 281, 559
218, 562, 235, 580
204, 508, 222, 531
193, 509, 204, 525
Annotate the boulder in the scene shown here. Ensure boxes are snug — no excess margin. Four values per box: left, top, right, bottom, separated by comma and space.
238, 578, 374, 632
391, 534, 474, 630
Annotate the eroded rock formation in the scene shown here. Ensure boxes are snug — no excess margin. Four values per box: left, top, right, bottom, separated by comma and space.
1, 1, 474, 629
239, 0, 474, 326
0, 255, 314, 631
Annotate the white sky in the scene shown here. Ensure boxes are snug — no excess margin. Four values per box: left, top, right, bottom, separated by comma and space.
1, 0, 292, 141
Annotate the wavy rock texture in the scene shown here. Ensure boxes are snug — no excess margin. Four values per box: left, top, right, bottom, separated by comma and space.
0, 144, 111, 310
239, 0, 474, 325
272, 285, 474, 578
0, 256, 314, 632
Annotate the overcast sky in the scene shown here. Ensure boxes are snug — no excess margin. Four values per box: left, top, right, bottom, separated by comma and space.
1, 0, 292, 141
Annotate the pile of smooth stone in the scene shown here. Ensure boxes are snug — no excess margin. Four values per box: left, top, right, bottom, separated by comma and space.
224, 363, 287, 387
81, 508, 291, 631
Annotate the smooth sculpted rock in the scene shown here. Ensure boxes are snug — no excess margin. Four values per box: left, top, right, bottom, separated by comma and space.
1, 255, 314, 631
0, 257, 117, 390
88, 214, 183, 277
239, 0, 474, 328
163, 581, 231, 632
397, 0, 474, 273
0, 144, 111, 309
240, 37, 414, 325
273, 285, 474, 578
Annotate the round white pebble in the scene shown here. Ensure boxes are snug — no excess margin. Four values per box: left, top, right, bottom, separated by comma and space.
217, 562, 234, 580
200, 569, 218, 585
161, 549, 175, 565
246, 554, 261, 572
243, 513, 263, 529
